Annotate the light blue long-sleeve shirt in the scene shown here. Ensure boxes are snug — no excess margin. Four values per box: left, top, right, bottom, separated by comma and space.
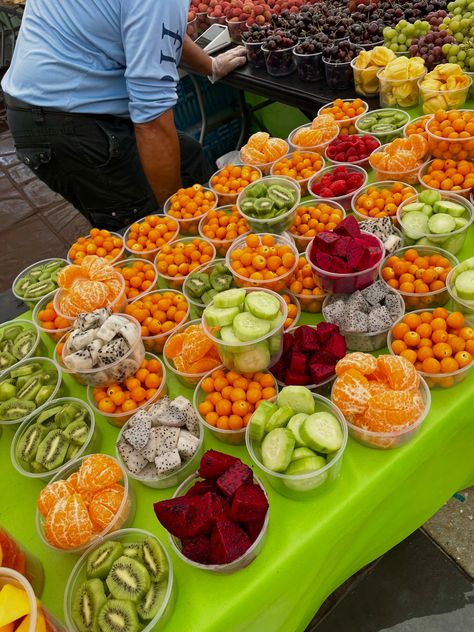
2, 0, 188, 123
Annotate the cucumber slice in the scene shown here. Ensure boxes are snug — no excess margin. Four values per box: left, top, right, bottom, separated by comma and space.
249, 401, 277, 442
402, 202, 425, 212
401, 211, 429, 238
428, 213, 456, 235
300, 412, 343, 454
419, 189, 441, 205
268, 331, 283, 356
277, 386, 315, 415
220, 326, 245, 352
454, 217, 468, 229
283, 456, 328, 491
232, 341, 271, 373
265, 405, 294, 432
455, 270, 474, 300
290, 447, 316, 462
233, 312, 271, 342
213, 288, 246, 309
261, 428, 295, 472
433, 200, 466, 217
245, 291, 281, 320
203, 305, 240, 327
421, 204, 433, 217
287, 413, 308, 447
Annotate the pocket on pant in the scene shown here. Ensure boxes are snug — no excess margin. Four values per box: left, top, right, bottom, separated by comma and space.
15, 144, 51, 171
71, 120, 124, 169
86, 202, 151, 232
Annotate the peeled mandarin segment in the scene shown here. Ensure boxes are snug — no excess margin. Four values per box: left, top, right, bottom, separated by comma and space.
385, 138, 406, 155
57, 265, 87, 289
361, 390, 424, 432
181, 331, 214, 364
82, 256, 117, 282
44, 493, 94, 549
405, 134, 428, 160
104, 278, 122, 301
37, 480, 75, 517
188, 357, 221, 373
335, 352, 378, 377
0, 585, 31, 627
173, 354, 192, 373
377, 355, 420, 391
89, 483, 125, 530
332, 368, 371, 420
67, 472, 80, 490
71, 280, 108, 311
77, 454, 122, 493
164, 332, 186, 359
248, 132, 270, 150
241, 145, 266, 164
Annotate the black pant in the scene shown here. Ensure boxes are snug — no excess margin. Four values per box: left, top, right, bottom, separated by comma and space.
6, 106, 211, 231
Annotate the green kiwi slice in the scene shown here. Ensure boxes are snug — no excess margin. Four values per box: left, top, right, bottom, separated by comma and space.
86, 541, 124, 580
106, 556, 150, 603
72, 578, 107, 632
97, 600, 140, 632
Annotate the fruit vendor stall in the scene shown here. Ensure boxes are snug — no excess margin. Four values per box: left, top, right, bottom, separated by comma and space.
2, 1, 474, 632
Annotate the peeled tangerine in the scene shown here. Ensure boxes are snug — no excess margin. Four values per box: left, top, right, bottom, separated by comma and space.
240, 132, 288, 165
332, 353, 424, 433
419, 63, 471, 114
353, 46, 396, 96
369, 134, 428, 176
292, 114, 339, 148
378, 56, 426, 108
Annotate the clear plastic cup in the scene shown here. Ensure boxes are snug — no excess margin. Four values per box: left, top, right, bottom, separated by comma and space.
291, 287, 327, 313
446, 265, 474, 318
196, 11, 209, 34
334, 377, 431, 449
198, 205, 250, 256
350, 57, 381, 97
11, 397, 98, 482
379, 245, 458, 311
226, 18, 248, 42
323, 57, 358, 90
318, 99, 369, 135
36, 453, 135, 554
282, 290, 301, 331
244, 41, 265, 69
208, 164, 262, 207
201, 286, 288, 372
377, 67, 426, 109
168, 472, 269, 572
155, 236, 217, 289
426, 109, 474, 161
0, 356, 63, 426
369, 144, 429, 185
287, 199, 346, 253
236, 175, 301, 234
113, 257, 158, 303
351, 180, 417, 222
239, 142, 289, 175
0, 567, 38, 632
208, 14, 226, 25
0, 318, 43, 371
294, 50, 323, 82
246, 392, 348, 499
351, 39, 384, 50
32, 291, 73, 343
225, 233, 298, 292
306, 231, 384, 294
418, 75, 472, 115
53, 273, 127, 319
355, 108, 410, 144
322, 290, 405, 352
61, 314, 145, 387
403, 113, 433, 138
324, 134, 381, 170
0, 528, 44, 597
288, 122, 339, 154
182, 258, 234, 317
86, 353, 167, 427
64, 528, 175, 631
67, 231, 125, 265
418, 159, 471, 199
12, 258, 68, 310
397, 192, 474, 255
270, 152, 325, 196
163, 188, 217, 236
123, 214, 179, 261
308, 163, 368, 210
262, 44, 297, 77
187, 15, 198, 40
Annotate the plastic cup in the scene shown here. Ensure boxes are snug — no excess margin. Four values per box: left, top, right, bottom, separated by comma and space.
402, 113, 433, 138
61, 314, 145, 387
351, 39, 384, 50
262, 44, 297, 77
308, 163, 368, 210
67, 231, 125, 265
208, 164, 262, 207
0, 568, 38, 632
239, 141, 289, 175
350, 57, 380, 97
11, 397, 98, 482
323, 56, 360, 90
294, 50, 323, 82
123, 214, 179, 261
246, 392, 348, 499
0, 528, 44, 597
244, 41, 265, 69
418, 75, 472, 115
378, 245, 459, 311
236, 175, 301, 234
322, 290, 405, 352
306, 231, 384, 294
0, 318, 43, 371
446, 265, 474, 318
368, 143, 429, 185
163, 188, 217, 236
187, 15, 198, 40
334, 376, 431, 449
31, 291, 73, 343
418, 159, 471, 200
12, 258, 68, 310
226, 18, 248, 42
270, 151, 325, 196
201, 286, 288, 372
182, 258, 234, 317
324, 134, 381, 170
225, 232, 298, 292
0, 356, 63, 426
86, 353, 167, 427
426, 109, 474, 161
53, 273, 127, 319
351, 181, 417, 223
195, 11, 209, 34
208, 14, 226, 25
288, 122, 339, 155
64, 528, 175, 631
282, 290, 301, 331
355, 108, 410, 144
287, 199, 346, 253
377, 67, 426, 109
36, 453, 135, 554
397, 192, 474, 255
168, 472, 269, 572
198, 205, 250, 257
129, 288, 191, 353
318, 99, 369, 135
112, 257, 158, 302
155, 236, 217, 289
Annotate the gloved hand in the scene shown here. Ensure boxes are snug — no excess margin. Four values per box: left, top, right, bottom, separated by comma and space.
210, 46, 247, 82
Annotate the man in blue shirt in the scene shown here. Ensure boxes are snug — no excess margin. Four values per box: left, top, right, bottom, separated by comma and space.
2, 0, 246, 229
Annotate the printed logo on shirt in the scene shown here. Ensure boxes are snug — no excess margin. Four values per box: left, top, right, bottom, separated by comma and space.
160, 22, 183, 80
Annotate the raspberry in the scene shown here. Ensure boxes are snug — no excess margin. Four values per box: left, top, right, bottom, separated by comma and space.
330, 180, 347, 196
320, 187, 335, 197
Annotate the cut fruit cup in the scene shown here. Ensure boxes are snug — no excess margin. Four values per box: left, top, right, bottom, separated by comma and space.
307, 163, 369, 210
322, 291, 405, 352
324, 134, 381, 170
350, 58, 381, 98
418, 75, 472, 116
446, 265, 474, 319
286, 199, 346, 253
0, 318, 43, 371
387, 308, 474, 390
169, 472, 269, 573
86, 353, 167, 427
163, 318, 224, 387
67, 231, 125, 265
123, 214, 179, 261
270, 151, 325, 196
426, 110, 474, 161
294, 49, 323, 82
198, 205, 251, 257
402, 114, 433, 138
377, 68, 426, 109
288, 122, 339, 155
64, 528, 175, 632
351, 181, 417, 223
36, 454, 135, 554
318, 99, 369, 135
201, 287, 288, 372
60, 314, 145, 388
53, 273, 127, 319
112, 257, 158, 302
193, 369, 278, 446
244, 41, 265, 69
208, 164, 262, 207
238, 141, 289, 176
0, 356, 64, 427
226, 232, 299, 292
195, 11, 209, 34
12, 258, 68, 310
226, 18, 248, 42
32, 291, 73, 343
236, 175, 301, 234
163, 188, 217, 236
306, 232, 385, 294
355, 108, 410, 144
154, 236, 217, 290
246, 392, 348, 500
282, 290, 301, 331
261, 44, 297, 77
396, 192, 474, 255
378, 245, 459, 312
418, 159, 471, 200
323, 55, 361, 91
334, 375, 430, 449
369, 143, 429, 185
183, 258, 233, 317
11, 397, 98, 482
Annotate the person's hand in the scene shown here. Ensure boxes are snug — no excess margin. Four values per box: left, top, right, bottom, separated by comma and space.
210, 46, 247, 82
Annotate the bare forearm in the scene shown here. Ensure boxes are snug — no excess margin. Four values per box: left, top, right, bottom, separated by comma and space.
134, 110, 181, 206
180, 34, 213, 76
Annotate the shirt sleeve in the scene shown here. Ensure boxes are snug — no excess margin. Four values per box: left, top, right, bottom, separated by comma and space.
121, 0, 188, 124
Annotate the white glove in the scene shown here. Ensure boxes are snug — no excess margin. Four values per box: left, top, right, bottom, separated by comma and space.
210, 46, 247, 82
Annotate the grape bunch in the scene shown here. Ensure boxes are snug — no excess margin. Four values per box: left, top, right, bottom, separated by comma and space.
383, 19, 431, 52
442, 11, 474, 42
295, 33, 331, 55
425, 9, 449, 27
409, 29, 456, 68
323, 40, 361, 63
242, 24, 273, 44
442, 37, 474, 69
349, 20, 384, 45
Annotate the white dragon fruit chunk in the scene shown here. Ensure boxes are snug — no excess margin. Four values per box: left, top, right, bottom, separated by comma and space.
118, 321, 140, 347
64, 347, 94, 370
177, 430, 200, 459
157, 397, 189, 427
155, 427, 180, 453
147, 397, 171, 426
346, 290, 371, 314
340, 309, 368, 333
140, 431, 158, 462
85, 339, 102, 365
155, 449, 181, 475
118, 441, 148, 474
98, 337, 129, 366
74, 308, 111, 332
123, 422, 151, 450
384, 293, 402, 318
361, 280, 388, 307
368, 305, 393, 332
128, 409, 152, 429
323, 298, 346, 327
96, 314, 127, 342
68, 328, 99, 352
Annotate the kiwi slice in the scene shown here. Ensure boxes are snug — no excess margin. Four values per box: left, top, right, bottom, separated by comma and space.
16, 375, 42, 402
37, 405, 63, 425
0, 380, 17, 400
137, 579, 167, 621
106, 556, 150, 603
64, 419, 89, 445
55, 402, 85, 428
86, 541, 124, 580
12, 331, 36, 360
72, 578, 107, 632
0, 398, 35, 421
35, 384, 55, 406
122, 543, 143, 561
10, 363, 38, 378
97, 600, 140, 632
30, 460, 47, 473
141, 537, 167, 582
66, 443, 81, 461
36, 429, 69, 471
15, 423, 47, 464
2, 325, 23, 341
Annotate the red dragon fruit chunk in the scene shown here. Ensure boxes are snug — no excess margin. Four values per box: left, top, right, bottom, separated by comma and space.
334, 215, 360, 238
314, 231, 340, 253
333, 235, 351, 259
230, 484, 269, 523
324, 332, 347, 361
185, 480, 218, 497
209, 520, 252, 564
187, 491, 224, 537
244, 518, 266, 543
315, 251, 336, 272
216, 461, 253, 498
294, 325, 320, 352
316, 322, 340, 342
154, 496, 198, 539
285, 371, 312, 385
199, 450, 239, 480
289, 350, 307, 374
182, 534, 210, 564
309, 361, 336, 385
282, 332, 294, 354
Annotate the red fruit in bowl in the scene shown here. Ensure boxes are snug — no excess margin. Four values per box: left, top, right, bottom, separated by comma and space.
319, 187, 335, 197
331, 180, 347, 196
